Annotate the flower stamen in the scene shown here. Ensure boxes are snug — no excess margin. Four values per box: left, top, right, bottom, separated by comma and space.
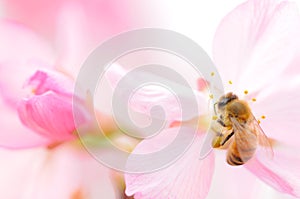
257, 119, 261, 124
244, 90, 248, 95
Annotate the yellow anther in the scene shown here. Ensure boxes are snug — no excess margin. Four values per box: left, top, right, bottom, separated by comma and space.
257, 120, 261, 124
252, 98, 257, 102
210, 72, 215, 76
228, 80, 233, 85
209, 94, 214, 99
212, 115, 218, 120
244, 90, 249, 95
261, 115, 266, 119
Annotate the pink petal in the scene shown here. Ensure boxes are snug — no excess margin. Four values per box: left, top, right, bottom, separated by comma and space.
4, 0, 167, 51
0, 98, 51, 149
17, 70, 91, 142
4, 0, 169, 79
244, 143, 300, 197
0, 20, 53, 63
282, 52, 300, 76
251, 75, 300, 147
129, 85, 207, 122
0, 147, 47, 198
0, 20, 54, 108
18, 91, 90, 143
125, 128, 214, 199
0, 144, 119, 199
54, 2, 92, 77
4, 0, 64, 40
32, 145, 120, 199
105, 64, 208, 122
0, 69, 88, 148
25, 69, 74, 97
207, 151, 258, 199
213, 0, 300, 94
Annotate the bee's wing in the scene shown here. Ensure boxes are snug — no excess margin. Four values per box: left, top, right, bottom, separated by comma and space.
248, 114, 274, 159
230, 116, 274, 163
230, 117, 258, 163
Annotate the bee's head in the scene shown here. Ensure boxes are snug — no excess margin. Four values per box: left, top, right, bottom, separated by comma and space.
217, 92, 238, 109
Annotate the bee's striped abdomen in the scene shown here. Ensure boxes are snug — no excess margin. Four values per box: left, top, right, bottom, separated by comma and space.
226, 135, 257, 166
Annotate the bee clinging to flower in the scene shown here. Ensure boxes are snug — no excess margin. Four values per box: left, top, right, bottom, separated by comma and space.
212, 92, 274, 166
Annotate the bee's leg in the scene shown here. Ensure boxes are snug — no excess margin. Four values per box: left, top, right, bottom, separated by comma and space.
212, 135, 223, 148
212, 130, 225, 148
220, 131, 234, 146
212, 118, 231, 148
217, 119, 226, 127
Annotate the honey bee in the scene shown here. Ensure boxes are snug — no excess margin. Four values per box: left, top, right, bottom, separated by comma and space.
212, 92, 273, 166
